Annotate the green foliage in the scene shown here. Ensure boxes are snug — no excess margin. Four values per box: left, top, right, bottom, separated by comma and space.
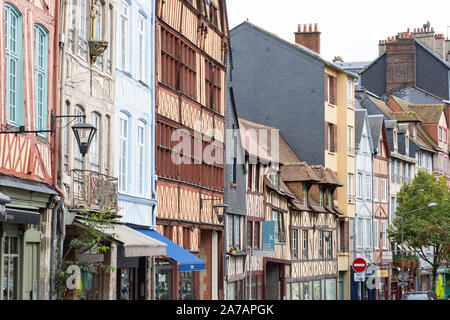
387, 170, 450, 290
54, 207, 119, 299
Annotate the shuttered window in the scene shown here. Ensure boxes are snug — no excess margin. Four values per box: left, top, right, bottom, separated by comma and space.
5, 3, 24, 127
34, 25, 49, 136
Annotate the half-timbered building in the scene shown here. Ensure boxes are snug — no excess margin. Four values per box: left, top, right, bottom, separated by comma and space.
154, 0, 229, 300
368, 114, 391, 300
0, 0, 60, 300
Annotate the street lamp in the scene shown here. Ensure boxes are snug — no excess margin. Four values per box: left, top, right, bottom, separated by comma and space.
0, 191, 11, 216
72, 122, 98, 157
398, 202, 438, 300
213, 203, 228, 223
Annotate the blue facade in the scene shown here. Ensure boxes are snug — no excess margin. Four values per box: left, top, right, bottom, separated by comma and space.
114, 0, 157, 228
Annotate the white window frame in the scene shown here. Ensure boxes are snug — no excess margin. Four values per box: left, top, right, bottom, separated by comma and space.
348, 126, 353, 154
381, 178, 387, 203
374, 220, 379, 249
77, 0, 88, 58
137, 121, 145, 196
357, 173, 363, 199
138, 14, 146, 82
119, 113, 129, 192
382, 221, 387, 249
373, 177, 378, 202
356, 219, 363, 248
119, 1, 130, 71
347, 173, 353, 202
347, 79, 353, 107
90, 112, 101, 172
365, 174, 371, 200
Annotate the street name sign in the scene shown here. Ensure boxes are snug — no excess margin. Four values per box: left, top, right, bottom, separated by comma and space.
352, 258, 367, 273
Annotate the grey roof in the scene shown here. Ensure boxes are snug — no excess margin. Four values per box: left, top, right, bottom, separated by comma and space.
367, 115, 384, 152
230, 21, 358, 79
333, 61, 372, 72
415, 40, 450, 69
355, 109, 367, 145
381, 84, 444, 105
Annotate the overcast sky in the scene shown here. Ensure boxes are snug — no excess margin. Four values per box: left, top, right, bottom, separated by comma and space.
226, 0, 450, 63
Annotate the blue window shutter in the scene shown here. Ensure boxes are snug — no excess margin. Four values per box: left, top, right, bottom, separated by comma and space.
5, 3, 24, 127
34, 24, 49, 137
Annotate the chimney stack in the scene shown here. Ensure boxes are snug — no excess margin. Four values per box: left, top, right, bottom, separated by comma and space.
294, 23, 321, 54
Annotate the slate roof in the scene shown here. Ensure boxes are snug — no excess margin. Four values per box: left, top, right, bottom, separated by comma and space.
231, 21, 358, 79
355, 109, 367, 146
367, 115, 384, 152
380, 84, 444, 105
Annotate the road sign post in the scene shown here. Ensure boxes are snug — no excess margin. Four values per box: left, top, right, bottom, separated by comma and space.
352, 258, 367, 300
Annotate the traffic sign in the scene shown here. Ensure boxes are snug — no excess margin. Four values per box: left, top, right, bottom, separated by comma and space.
354, 272, 365, 282
352, 258, 367, 273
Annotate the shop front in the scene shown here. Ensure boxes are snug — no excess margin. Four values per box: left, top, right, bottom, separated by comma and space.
135, 228, 205, 300
0, 176, 58, 300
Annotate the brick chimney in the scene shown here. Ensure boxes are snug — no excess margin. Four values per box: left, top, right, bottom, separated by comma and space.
294, 23, 321, 54
385, 37, 416, 92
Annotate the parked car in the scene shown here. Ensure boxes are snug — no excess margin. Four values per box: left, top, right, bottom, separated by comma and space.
405, 291, 437, 300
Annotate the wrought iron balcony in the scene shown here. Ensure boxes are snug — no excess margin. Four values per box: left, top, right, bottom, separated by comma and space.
71, 169, 118, 212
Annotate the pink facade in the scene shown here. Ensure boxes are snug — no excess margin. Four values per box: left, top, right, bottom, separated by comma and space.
0, 0, 59, 189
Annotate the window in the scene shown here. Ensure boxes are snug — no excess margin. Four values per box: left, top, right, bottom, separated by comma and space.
326, 123, 337, 152
374, 220, 379, 249
319, 188, 324, 207
327, 232, 333, 259
5, 3, 24, 127
247, 164, 253, 191
348, 126, 354, 154
347, 174, 353, 202
64, 102, 70, 172
373, 177, 378, 202
78, 0, 88, 58
272, 210, 285, 243
365, 175, 371, 199
347, 79, 353, 106
302, 230, 308, 260
391, 160, 395, 182
2, 236, 19, 300
138, 14, 146, 81
34, 25, 49, 136
291, 229, 298, 260
137, 122, 145, 195
104, 116, 110, 174
90, 112, 101, 172
318, 231, 324, 259
269, 171, 279, 188
439, 127, 443, 141
73, 106, 85, 170
405, 135, 409, 155
247, 221, 252, 249
382, 221, 387, 249
205, 60, 222, 112
119, 1, 129, 70
303, 185, 308, 205
357, 219, 363, 248
93, 3, 104, 68
67, 0, 75, 51
234, 216, 240, 248
366, 219, 372, 248
119, 113, 129, 192
160, 27, 197, 98
381, 178, 387, 203
228, 215, 234, 248
357, 173, 363, 198
255, 164, 260, 192
326, 75, 337, 105
253, 221, 260, 249
390, 197, 396, 219
413, 123, 417, 139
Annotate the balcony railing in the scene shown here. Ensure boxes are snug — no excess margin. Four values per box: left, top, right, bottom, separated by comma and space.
71, 169, 118, 212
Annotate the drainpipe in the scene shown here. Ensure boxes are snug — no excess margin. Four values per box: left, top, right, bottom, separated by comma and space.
50, 198, 64, 300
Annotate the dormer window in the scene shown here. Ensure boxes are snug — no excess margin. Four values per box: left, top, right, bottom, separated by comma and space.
393, 129, 398, 151
269, 171, 279, 188
303, 184, 308, 205
413, 123, 417, 140
405, 135, 410, 155
319, 188, 324, 207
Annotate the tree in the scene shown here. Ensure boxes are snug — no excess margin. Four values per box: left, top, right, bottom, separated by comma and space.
55, 208, 118, 299
387, 170, 450, 291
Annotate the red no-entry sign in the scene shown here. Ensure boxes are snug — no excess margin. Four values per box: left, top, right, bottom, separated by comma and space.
352, 258, 367, 273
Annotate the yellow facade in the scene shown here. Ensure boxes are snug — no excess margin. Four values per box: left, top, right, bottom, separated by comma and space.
324, 65, 356, 300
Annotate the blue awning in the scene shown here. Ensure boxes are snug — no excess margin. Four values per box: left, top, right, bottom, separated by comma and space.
135, 228, 205, 272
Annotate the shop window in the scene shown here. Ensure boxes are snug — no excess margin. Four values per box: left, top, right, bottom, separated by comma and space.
1, 236, 19, 300
179, 272, 195, 300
